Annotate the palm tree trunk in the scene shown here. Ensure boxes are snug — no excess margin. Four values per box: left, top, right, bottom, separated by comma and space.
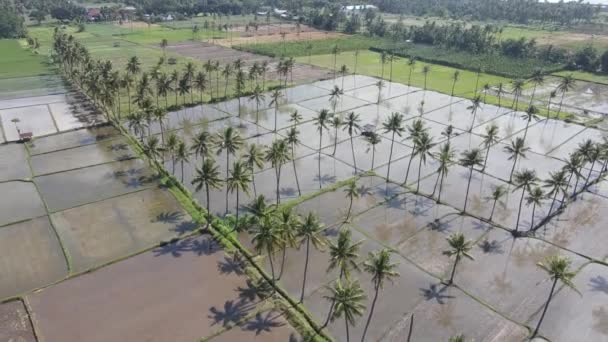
463, 168, 473, 212
278, 246, 287, 280
350, 135, 357, 171
438, 172, 445, 203
268, 246, 276, 284
332, 127, 338, 155
181, 161, 184, 183
449, 255, 460, 284
404, 146, 416, 185
225, 154, 230, 215
275, 166, 281, 205
345, 317, 350, 342
206, 182, 211, 225
387, 132, 395, 181
371, 147, 376, 170
548, 191, 558, 217
416, 156, 423, 192
490, 199, 498, 221
483, 146, 491, 171
532, 279, 558, 338
515, 188, 526, 233
292, 147, 301, 196
509, 156, 518, 183
556, 93, 565, 118
235, 189, 240, 229
585, 160, 596, 187
407, 314, 414, 342
530, 202, 537, 230
361, 285, 379, 342
127, 87, 131, 115
274, 107, 278, 132
300, 237, 310, 302
323, 299, 335, 328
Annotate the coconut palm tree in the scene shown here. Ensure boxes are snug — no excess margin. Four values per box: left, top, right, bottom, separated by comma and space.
482, 83, 491, 102
473, 67, 482, 95
581, 141, 600, 188
433, 142, 454, 203
216, 127, 244, 212
450, 71, 460, 97
252, 215, 283, 284
353, 50, 360, 74
289, 110, 303, 126
193, 71, 208, 104
383, 112, 406, 180
512, 169, 538, 234
175, 140, 189, 183
344, 182, 359, 222
324, 279, 366, 342
556, 74, 576, 118
339, 64, 349, 89
170, 70, 180, 104
243, 143, 265, 198
343, 112, 361, 170
449, 335, 466, 342
249, 85, 265, 123
265, 139, 291, 205
496, 82, 505, 107
467, 96, 482, 132
127, 111, 147, 143
543, 170, 568, 217
481, 124, 499, 171
526, 186, 544, 230
562, 153, 584, 200
412, 132, 435, 192
528, 68, 545, 106
221, 63, 233, 97
226, 160, 251, 230
285, 127, 302, 196
488, 185, 507, 221
422, 65, 431, 91
276, 208, 301, 280
521, 105, 540, 142
406, 57, 416, 87
364, 132, 382, 170
403, 119, 428, 186
379, 51, 388, 80
504, 137, 530, 183
460, 149, 485, 213
121, 72, 135, 116
192, 158, 223, 222
387, 53, 398, 82
510, 79, 525, 110
315, 109, 331, 152
298, 212, 326, 302
153, 108, 168, 144
269, 89, 283, 132
328, 228, 363, 280
126, 56, 141, 77
444, 232, 474, 285
375, 80, 385, 104
532, 255, 579, 338
441, 125, 456, 143
144, 135, 162, 162
329, 85, 343, 114
329, 115, 344, 156
332, 44, 340, 78
547, 90, 557, 117
360, 249, 400, 342
165, 132, 179, 174
191, 130, 212, 167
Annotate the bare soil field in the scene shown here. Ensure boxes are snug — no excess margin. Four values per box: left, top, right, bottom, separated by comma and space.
114, 21, 160, 29
167, 42, 332, 84
216, 31, 344, 47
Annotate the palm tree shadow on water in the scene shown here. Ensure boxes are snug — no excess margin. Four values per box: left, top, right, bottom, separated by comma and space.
152, 236, 220, 258
420, 283, 455, 305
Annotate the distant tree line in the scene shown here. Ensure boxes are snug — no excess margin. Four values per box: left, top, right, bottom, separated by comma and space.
372, 0, 599, 26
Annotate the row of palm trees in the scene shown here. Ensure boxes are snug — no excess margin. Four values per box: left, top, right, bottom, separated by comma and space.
52, 30, 299, 123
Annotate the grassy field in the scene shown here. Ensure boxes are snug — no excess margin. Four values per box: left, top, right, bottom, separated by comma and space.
298, 50, 511, 95
0, 40, 53, 79
239, 34, 562, 78
160, 14, 283, 29
553, 70, 608, 85
237, 35, 395, 57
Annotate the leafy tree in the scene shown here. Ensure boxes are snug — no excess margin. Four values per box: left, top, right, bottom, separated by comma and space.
329, 115, 344, 156
450, 70, 460, 97
403, 119, 428, 185
276, 208, 301, 280
543, 170, 568, 217
249, 85, 265, 123
343, 112, 361, 170
165, 132, 179, 175
433, 142, 454, 203
364, 132, 382, 170
215, 127, 244, 213
269, 89, 283, 132
489, 185, 507, 221
467, 96, 482, 132
481, 124, 499, 171
252, 215, 283, 284
242, 143, 265, 198
526, 186, 544, 230
412, 132, 435, 192
174, 140, 189, 183
191, 130, 212, 167
285, 127, 302, 196
556, 75, 575, 118
504, 137, 530, 183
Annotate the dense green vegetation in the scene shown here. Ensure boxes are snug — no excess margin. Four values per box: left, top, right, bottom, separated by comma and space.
373, 0, 598, 25
0, 2, 26, 38
0, 40, 52, 78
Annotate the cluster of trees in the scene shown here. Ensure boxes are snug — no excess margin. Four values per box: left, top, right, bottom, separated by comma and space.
372, 0, 599, 25
0, 1, 25, 38
123, 0, 259, 16
570, 45, 608, 73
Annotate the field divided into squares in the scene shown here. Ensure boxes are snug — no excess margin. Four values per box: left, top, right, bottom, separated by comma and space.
130, 74, 608, 341
0, 124, 304, 341
0, 76, 104, 143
